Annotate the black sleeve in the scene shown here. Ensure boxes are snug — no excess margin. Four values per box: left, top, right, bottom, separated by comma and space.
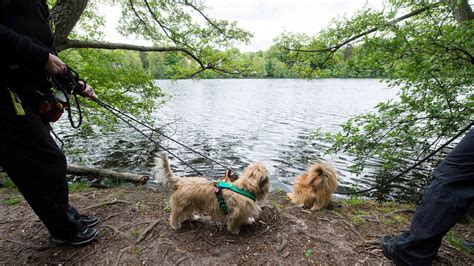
0, 23, 50, 69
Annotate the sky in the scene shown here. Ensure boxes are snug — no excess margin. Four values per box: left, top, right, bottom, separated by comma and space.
103, 0, 383, 52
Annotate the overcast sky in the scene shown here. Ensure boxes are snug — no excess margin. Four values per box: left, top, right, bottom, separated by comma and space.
103, 0, 383, 52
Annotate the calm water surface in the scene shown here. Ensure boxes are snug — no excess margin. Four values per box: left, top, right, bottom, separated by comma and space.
60, 79, 399, 194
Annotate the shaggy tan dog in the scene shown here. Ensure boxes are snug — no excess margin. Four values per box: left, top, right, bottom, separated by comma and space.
287, 163, 338, 211
154, 153, 270, 235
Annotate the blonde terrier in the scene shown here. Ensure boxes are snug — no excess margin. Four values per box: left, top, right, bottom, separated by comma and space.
154, 153, 270, 235
287, 162, 338, 211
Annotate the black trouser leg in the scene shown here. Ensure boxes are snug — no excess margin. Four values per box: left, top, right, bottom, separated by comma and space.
392, 129, 474, 265
0, 111, 80, 237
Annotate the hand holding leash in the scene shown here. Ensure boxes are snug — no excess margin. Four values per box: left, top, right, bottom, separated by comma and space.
78, 80, 97, 100
45, 53, 67, 75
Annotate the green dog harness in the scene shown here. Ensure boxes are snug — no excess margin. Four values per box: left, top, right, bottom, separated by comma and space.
213, 181, 257, 214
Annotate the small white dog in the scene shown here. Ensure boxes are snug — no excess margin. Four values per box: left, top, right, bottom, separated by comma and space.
154, 153, 270, 235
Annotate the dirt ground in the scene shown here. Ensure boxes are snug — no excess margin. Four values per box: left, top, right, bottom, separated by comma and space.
1, 185, 473, 265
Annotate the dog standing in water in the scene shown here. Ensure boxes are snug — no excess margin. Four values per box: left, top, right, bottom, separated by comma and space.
287, 163, 338, 211
154, 153, 270, 234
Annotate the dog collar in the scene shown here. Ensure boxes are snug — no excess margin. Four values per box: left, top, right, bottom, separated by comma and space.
215, 181, 257, 201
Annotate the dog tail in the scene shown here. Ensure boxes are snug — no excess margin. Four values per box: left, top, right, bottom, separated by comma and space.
306, 162, 338, 193
153, 152, 178, 187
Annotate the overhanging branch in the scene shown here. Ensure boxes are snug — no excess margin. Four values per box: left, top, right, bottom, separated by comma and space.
292, 1, 443, 54
58, 39, 192, 53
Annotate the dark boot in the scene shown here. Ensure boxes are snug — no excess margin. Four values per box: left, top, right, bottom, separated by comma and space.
51, 227, 99, 246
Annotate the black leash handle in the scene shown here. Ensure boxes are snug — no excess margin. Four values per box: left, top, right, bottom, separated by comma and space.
339, 120, 474, 195
47, 67, 84, 128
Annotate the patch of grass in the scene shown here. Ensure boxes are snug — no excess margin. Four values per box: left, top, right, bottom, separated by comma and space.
131, 227, 141, 239
69, 182, 89, 193
164, 203, 171, 213
460, 205, 474, 224
350, 215, 366, 225
103, 178, 126, 188
344, 198, 366, 206
305, 249, 314, 257
130, 246, 144, 255
381, 215, 408, 227
379, 201, 414, 213
353, 209, 369, 216
138, 202, 150, 213
271, 200, 283, 209
0, 175, 17, 190
380, 218, 393, 226
446, 231, 469, 251
4, 195, 22, 206
273, 188, 284, 193
392, 214, 407, 224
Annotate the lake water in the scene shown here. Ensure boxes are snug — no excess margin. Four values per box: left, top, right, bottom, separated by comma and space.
60, 79, 401, 195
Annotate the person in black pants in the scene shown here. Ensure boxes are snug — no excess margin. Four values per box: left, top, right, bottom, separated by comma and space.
381, 128, 474, 265
0, 0, 99, 245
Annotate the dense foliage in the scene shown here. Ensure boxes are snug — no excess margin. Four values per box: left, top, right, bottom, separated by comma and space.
123, 44, 384, 79
276, 0, 473, 198
51, 0, 252, 133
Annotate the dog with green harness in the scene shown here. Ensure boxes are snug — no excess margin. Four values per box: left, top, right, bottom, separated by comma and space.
154, 153, 270, 235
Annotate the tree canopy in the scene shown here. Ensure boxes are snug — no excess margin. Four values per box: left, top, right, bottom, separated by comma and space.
276, 0, 473, 199
47, 0, 253, 132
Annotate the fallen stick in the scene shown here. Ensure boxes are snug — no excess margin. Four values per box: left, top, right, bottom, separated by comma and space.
67, 164, 149, 185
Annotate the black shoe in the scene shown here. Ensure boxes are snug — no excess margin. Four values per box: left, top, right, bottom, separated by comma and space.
51, 227, 100, 246
464, 240, 474, 250
380, 235, 407, 265
78, 214, 100, 227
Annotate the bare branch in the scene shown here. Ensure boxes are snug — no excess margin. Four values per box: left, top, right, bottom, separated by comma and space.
179, 0, 231, 40
291, 1, 443, 54
128, 0, 157, 38
58, 39, 189, 53
141, 0, 174, 40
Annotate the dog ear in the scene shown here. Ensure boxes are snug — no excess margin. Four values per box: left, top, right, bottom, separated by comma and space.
258, 175, 269, 188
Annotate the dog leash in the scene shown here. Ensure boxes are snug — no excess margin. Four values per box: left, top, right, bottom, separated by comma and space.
92, 99, 204, 176
52, 66, 235, 177
339, 120, 474, 195
87, 97, 235, 175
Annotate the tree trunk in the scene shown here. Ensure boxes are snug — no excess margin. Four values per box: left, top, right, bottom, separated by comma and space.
51, 0, 89, 50
67, 164, 150, 185
450, 0, 474, 23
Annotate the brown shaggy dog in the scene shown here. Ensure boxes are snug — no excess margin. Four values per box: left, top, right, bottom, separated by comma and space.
154, 153, 270, 235
287, 163, 338, 211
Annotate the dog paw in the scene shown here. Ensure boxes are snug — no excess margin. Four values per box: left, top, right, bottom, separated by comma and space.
247, 217, 256, 224
287, 193, 293, 200
191, 215, 200, 221
229, 229, 240, 235
170, 221, 182, 230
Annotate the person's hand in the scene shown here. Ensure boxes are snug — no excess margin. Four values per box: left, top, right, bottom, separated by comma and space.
45, 53, 66, 75
78, 80, 98, 100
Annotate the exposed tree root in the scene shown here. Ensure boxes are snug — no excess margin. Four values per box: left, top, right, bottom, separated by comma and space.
82, 199, 131, 210
135, 219, 161, 244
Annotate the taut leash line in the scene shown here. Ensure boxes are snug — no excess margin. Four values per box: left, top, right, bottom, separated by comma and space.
93, 99, 204, 176
339, 120, 474, 195
92, 98, 232, 172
